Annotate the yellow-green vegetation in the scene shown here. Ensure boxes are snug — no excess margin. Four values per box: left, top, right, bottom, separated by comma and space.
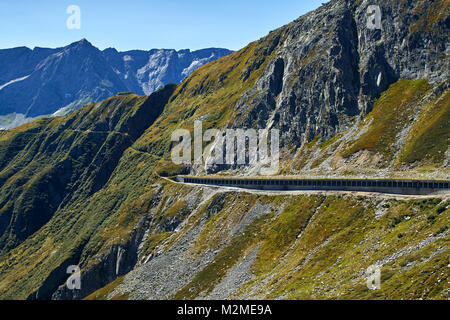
410, 0, 450, 33
341, 79, 431, 164
134, 29, 283, 160
238, 196, 448, 300
276, 78, 448, 174
2, 75, 446, 299
149, 190, 450, 300
291, 135, 321, 170
84, 276, 125, 300
320, 134, 343, 151
0, 88, 177, 298
153, 159, 186, 177
398, 88, 450, 165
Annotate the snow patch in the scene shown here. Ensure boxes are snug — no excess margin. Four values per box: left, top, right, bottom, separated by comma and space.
0, 75, 30, 91
123, 55, 133, 62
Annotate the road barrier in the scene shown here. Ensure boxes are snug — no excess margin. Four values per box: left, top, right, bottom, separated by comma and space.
177, 176, 450, 195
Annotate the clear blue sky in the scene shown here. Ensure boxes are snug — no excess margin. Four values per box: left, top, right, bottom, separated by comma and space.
0, 0, 325, 51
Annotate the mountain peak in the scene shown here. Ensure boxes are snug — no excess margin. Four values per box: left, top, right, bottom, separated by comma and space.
0, 40, 231, 119
68, 38, 94, 49
78, 38, 90, 44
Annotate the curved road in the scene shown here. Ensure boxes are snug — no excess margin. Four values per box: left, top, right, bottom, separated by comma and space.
177, 176, 450, 195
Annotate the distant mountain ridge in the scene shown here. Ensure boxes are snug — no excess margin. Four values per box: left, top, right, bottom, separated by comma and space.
0, 39, 231, 128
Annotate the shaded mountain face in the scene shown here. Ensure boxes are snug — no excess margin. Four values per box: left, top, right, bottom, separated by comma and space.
0, 40, 231, 120
0, 0, 448, 300
0, 85, 177, 255
0, 47, 59, 85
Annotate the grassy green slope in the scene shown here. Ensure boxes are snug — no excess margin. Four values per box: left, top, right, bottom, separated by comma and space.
341, 79, 432, 162
86, 188, 449, 300
399, 89, 450, 164
0, 86, 175, 255
340, 79, 449, 169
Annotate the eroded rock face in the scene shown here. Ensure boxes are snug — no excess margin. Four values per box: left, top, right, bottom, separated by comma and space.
233, 0, 448, 150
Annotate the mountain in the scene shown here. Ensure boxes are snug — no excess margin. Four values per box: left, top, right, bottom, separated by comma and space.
0, 46, 59, 85
0, 0, 448, 300
0, 40, 231, 128
102, 47, 232, 95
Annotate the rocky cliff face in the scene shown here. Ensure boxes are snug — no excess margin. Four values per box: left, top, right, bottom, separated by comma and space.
232, 0, 448, 151
0, 40, 231, 127
0, 0, 448, 300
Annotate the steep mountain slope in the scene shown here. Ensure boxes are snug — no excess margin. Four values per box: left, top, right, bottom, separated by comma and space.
0, 0, 448, 300
88, 190, 449, 300
0, 40, 231, 128
133, 0, 449, 178
0, 46, 58, 85
0, 85, 176, 254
